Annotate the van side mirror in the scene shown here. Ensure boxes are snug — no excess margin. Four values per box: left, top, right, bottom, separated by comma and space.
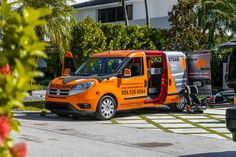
123, 68, 132, 77
63, 68, 71, 76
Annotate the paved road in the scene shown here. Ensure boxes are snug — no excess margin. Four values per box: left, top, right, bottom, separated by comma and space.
13, 111, 236, 157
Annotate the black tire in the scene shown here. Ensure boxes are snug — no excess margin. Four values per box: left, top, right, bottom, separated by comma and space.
96, 95, 117, 120
54, 112, 70, 117
169, 95, 188, 112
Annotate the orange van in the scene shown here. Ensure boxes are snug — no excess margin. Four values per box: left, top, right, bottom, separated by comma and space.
45, 50, 188, 120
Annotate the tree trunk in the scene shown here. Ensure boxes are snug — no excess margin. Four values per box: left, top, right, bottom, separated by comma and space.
144, 0, 150, 27
208, 20, 217, 49
122, 0, 129, 26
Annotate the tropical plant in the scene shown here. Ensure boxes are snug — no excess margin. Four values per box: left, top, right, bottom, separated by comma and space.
168, 0, 236, 51
198, 0, 236, 48
18, 0, 74, 61
0, 0, 51, 156
168, 0, 207, 52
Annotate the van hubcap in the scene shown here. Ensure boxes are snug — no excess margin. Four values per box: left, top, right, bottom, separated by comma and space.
177, 96, 187, 110
101, 98, 115, 119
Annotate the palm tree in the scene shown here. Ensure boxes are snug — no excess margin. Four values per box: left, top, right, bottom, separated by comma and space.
198, 0, 236, 48
144, 0, 150, 27
18, 0, 74, 61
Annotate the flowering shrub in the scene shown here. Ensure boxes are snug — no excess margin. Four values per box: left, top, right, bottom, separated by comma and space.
0, 115, 10, 145
10, 143, 27, 157
0, 0, 51, 156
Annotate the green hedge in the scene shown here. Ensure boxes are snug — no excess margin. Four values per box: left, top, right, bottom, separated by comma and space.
101, 24, 164, 50
71, 17, 166, 65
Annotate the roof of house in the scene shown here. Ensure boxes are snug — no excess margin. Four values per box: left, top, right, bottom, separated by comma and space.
73, 0, 119, 9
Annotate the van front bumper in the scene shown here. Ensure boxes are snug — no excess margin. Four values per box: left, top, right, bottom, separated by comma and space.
46, 102, 95, 115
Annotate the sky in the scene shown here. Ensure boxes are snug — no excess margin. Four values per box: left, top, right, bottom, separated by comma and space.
70, 0, 90, 4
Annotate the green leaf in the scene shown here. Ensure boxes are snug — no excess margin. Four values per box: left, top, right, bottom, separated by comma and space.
10, 119, 20, 133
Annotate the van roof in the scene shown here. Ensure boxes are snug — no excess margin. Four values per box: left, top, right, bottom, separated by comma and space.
163, 51, 185, 57
92, 50, 185, 57
92, 50, 140, 57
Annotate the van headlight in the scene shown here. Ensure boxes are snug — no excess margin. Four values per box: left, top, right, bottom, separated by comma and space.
69, 81, 95, 95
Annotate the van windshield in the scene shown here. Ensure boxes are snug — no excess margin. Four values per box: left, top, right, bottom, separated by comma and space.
75, 57, 124, 76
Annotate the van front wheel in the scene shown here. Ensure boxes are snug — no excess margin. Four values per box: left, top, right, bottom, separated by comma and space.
96, 95, 117, 120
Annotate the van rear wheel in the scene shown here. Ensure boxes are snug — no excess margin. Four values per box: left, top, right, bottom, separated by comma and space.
169, 96, 188, 112
96, 95, 117, 120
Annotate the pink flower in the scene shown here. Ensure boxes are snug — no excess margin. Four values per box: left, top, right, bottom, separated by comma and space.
10, 143, 27, 157
0, 115, 10, 145
0, 64, 12, 75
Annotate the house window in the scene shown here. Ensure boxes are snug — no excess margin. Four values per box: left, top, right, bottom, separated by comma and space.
98, 5, 133, 23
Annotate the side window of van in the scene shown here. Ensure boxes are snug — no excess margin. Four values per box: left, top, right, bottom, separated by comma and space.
124, 57, 144, 77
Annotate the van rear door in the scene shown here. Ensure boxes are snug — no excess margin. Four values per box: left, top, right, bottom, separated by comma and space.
145, 51, 168, 103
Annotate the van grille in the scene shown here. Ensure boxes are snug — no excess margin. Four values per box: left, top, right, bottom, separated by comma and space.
46, 102, 71, 111
49, 89, 69, 96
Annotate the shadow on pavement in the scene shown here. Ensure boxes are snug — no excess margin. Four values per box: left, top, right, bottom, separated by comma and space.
179, 151, 236, 157
14, 112, 96, 122
14, 106, 199, 122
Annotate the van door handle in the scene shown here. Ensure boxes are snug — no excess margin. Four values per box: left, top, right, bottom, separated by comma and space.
144, 80, 147, 87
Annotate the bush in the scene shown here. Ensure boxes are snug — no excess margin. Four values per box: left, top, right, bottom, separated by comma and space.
71, 17, 166, 65
0, 1, 51, 156
101, 24, 164, 50
101, 24, 129, 50
71, 16, 107, 64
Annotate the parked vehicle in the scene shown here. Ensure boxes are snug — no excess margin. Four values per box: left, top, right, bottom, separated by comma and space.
206, 89, 235, 104
45, 50, 207, 120
220, 41, 236, 105
46, 50, 188, 119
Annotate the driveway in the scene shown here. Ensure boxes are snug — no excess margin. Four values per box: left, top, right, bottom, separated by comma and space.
13, 107, 236, 157
100, 106, 231, 140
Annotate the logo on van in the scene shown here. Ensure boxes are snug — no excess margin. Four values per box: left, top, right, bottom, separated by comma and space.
50, 84, 72, 89
168, 57, 179, 62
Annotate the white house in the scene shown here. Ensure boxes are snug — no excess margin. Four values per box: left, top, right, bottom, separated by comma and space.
73, 0, 178, 29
